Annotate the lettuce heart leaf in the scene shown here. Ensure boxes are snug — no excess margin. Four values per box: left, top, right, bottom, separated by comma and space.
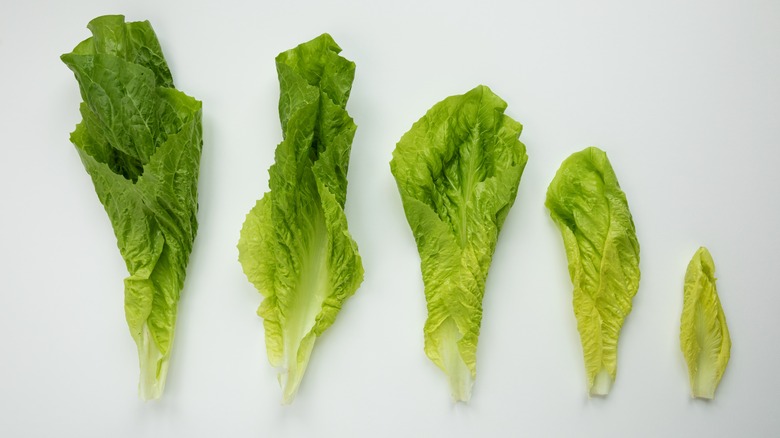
237, 34, 364, 404
545, 147, 640, 396
680, 246, 731, 399
390, 85, 528, 401
62, 15, 202, 400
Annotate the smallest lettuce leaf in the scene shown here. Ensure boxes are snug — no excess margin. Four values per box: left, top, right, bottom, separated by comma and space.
680, 247, 731, 399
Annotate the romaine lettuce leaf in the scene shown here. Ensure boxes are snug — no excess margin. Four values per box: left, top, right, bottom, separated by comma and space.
62, 15, 202, 400
680, 246, 731, 399
545, 147, 640, 396
390, 85, 528, 401
237, 34, 364, 404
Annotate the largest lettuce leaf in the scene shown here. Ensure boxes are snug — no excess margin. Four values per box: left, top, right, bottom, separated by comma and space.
545, 147, 640, 396
62, 15, 202, 400
390, 85, 528, 401
237, 34, 363, 404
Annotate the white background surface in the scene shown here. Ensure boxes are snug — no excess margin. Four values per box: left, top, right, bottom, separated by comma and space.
1, 0, 779, 436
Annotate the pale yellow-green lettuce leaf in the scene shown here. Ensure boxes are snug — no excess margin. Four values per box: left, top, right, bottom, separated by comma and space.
680, 247, 731, 399
545, 147, 640, 396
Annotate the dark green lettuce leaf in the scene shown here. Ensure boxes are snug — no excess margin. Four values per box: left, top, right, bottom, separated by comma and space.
62, 15, 202, 400
237, 34, 363, 404
390, 85, 528, 401
545, 147, 640, 396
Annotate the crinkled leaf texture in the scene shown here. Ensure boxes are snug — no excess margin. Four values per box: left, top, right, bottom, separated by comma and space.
545, 147, 640, 396
680, 247, 731, 399
390, 85, 528, 402
237, 34, 363, 404
62, 15, 202, 400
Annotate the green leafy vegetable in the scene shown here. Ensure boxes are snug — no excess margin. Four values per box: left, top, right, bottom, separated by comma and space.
62, 15, 202, 400
545, 147, 640, 396
390, 85, 528, 401
680, 246, 731, 399
237, 34, 363, 404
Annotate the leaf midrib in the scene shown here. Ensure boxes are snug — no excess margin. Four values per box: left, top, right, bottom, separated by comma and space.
457, 113, 489, 249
